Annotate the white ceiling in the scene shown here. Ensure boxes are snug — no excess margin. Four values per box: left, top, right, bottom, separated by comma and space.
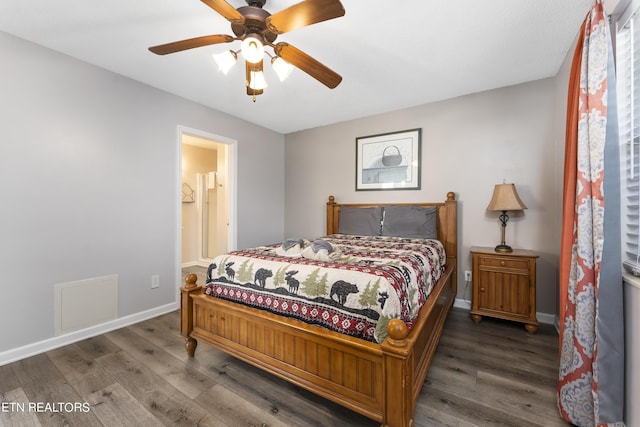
0, 0, 594, 134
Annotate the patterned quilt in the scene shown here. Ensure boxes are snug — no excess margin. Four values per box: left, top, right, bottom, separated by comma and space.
204, 234, 446, 343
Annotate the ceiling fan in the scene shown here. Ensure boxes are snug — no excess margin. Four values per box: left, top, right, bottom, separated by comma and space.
149, 0, 345, 98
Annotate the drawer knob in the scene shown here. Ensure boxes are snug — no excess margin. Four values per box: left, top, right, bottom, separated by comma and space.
480, 287, 485, 292
500, 261, 506, 266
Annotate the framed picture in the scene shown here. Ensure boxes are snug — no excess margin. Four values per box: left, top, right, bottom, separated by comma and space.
356, 128, 421, 191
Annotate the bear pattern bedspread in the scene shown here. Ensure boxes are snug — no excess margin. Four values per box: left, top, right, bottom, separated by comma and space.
204, 234, 446, 343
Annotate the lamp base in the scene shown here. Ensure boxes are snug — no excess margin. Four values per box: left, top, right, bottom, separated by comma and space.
494, 244, 513, 253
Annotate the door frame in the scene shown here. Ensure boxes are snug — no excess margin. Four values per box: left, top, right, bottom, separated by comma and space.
176, 125, 237, 295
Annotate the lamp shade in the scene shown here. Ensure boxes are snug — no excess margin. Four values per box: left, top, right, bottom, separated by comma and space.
486, 183, 527, 211
241, 35, 265, 64
249, 70, 268, 90
271, 56, 293, 81
213, 50, 237, 74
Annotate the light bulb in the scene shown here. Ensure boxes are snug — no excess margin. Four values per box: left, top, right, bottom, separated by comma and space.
241, 35, 265, 64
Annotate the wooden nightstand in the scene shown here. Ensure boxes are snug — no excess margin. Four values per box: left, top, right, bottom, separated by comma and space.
470, 246, 539, 333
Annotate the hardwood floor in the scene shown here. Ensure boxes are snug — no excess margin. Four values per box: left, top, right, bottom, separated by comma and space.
0, 277, 568, 426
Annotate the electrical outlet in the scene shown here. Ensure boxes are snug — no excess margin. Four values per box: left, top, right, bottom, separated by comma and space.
464, 271, 472, 282
151, 274, 160, 289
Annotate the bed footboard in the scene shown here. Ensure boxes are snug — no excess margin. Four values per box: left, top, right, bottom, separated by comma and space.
180, 263, 455, 427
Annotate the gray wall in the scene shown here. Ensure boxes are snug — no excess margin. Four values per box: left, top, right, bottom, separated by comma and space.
0, 31, 284, 354
284, 78, 561, 316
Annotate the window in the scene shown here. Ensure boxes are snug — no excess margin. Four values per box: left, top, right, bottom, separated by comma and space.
617, 2, 640, 275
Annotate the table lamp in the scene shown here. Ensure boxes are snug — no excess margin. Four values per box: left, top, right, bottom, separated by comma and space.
486, 183, 527, 253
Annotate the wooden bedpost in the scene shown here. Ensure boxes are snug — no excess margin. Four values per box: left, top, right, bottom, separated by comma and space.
444, 191, 457, 293
326, 195, 337, 235
181, 273, 202, 357
381, 319, 414, 427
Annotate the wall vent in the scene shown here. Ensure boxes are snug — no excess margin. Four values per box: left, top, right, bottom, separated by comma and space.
54, 274, 118, 335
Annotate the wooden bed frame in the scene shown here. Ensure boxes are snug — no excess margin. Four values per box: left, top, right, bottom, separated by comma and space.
180, 192, 457, 427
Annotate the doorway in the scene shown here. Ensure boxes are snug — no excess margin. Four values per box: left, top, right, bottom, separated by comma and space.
179, 127, 236, 270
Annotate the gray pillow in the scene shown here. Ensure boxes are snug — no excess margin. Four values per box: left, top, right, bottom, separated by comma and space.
338, 206, 383, 236
382, 205, 437, 239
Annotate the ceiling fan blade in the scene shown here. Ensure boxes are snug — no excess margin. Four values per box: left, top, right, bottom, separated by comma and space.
267, 0, 345, 34
200, 0, 245, 24
275, 43, 342, 89
149, 34, 234, 55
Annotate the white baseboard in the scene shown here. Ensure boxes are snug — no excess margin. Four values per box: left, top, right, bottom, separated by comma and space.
537, 312, 556, 326
454, 298, 556, 325
181, 261, 199, 268
454, 298, 472, 310
0, 302, 179, 367
182, 260, 211, 268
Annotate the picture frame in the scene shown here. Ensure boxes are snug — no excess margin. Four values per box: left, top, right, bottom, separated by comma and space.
356, 128, 421, 191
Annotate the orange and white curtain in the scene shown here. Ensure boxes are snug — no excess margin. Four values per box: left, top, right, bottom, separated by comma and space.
558, 1, 624, 426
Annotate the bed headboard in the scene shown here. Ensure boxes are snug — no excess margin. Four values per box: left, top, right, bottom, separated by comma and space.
326, 192, 458, 288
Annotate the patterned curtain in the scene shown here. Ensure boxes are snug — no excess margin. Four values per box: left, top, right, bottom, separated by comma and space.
558, 1, 625, 426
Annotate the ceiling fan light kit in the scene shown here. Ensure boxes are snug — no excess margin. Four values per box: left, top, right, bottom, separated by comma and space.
213, 50, 237, 74
271, 56, 294, 81
149, 0, 345, 100
248, 68, 268, 90
240, 34, 265, 63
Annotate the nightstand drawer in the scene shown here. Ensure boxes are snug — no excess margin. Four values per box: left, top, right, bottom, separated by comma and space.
477, 256, 530, 270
